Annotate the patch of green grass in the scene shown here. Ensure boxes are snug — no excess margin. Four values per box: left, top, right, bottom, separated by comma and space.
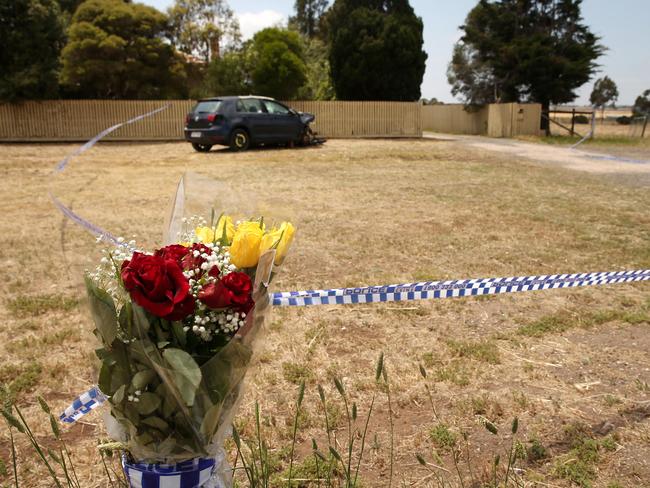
0, 361, 42, 404
282, 362, 314, 385
527, 438, 548, 462
6, 327, 79, 353
445, 339, 501, 364
529, 134, 645, 147
603, 395, 623, 407
518, 305, 650, 337
429, 424, 457, 451
553, 423, 618, 487
6, 293, 79, 317
271, 453, 340, 487
433, 360, 472, 387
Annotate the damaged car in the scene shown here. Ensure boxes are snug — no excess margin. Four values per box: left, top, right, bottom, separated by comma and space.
184, 95, 321, 152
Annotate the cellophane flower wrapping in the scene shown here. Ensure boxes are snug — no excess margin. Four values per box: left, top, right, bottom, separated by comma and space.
86, 174, 294, 486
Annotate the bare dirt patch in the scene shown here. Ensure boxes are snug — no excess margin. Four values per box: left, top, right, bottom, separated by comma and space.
0, 139, 648, 487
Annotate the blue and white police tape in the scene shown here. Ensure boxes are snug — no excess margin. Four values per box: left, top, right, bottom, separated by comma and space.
60, 268, 649, 424
122, 456, 216, 488
50, 105, 168, 248
271, 269, 650, 307
59, 386, 106, 423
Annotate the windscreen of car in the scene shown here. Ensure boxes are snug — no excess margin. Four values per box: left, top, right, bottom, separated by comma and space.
193, 100, 222, 113
263, 101, 290, 115
236, 99, 265, 113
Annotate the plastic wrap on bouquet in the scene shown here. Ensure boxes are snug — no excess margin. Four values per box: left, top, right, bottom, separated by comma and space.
84, 173, 293, 487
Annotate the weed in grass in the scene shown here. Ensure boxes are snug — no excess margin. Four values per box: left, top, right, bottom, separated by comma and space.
603, 395, 623, 407
526, 438, 548, 462
445, 339, 501, 364
635, 378, 650, 393
6, 294, 79, 317
429, 424, 457, 451
282, 362, 314, 385
0, 361, 42, 404
553, 422, 618, 487
518, 305, 650, 337
433, 360, 472, 386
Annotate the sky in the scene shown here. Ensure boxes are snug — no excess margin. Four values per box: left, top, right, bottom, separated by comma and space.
142, 0, 650, 106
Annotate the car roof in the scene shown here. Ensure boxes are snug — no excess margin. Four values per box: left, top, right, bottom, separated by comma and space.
198, 95, 276, 102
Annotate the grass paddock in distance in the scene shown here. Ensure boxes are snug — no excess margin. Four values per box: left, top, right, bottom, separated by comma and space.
1, 139, 649, 487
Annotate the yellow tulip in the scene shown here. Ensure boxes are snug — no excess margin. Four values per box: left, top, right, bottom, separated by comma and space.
215, 215, 235, 243
194, 226, 214, 244
259, 222, 295, 265
229, 221, 264, 268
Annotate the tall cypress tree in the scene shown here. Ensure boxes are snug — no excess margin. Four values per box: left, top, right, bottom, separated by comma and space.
449, 0, 604, 133
327, 0, 427, 101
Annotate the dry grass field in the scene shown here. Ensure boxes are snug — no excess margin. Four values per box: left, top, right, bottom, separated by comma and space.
1, 138, 649, 487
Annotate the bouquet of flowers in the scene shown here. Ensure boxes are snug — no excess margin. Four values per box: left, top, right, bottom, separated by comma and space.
86, 209, 294, 487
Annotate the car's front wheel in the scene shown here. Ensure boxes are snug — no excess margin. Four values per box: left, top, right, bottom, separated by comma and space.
191, 143, 212, 152
230, 129, 250, 151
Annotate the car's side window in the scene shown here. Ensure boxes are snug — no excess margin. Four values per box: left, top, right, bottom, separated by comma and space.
263, 101, 290, 115
237, 99, 265, 113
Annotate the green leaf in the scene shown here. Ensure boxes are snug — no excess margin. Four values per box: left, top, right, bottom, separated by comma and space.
157, 341, 170, 349
171, 322, 186, 347
200, 403, 223, 438
132, 370, 156, 390
135, 393, 161, 416
132, 304, 151, 336
85, 276, 118, 345
163, 349, 202, 407
141, 416, 169, 432
112, 384, 126, 404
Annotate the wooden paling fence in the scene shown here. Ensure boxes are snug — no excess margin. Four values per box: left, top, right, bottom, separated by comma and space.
422, 103, 542, 137
0, 100, 422, 141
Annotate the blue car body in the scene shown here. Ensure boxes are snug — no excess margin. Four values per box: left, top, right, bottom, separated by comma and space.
184, 96, 313, 151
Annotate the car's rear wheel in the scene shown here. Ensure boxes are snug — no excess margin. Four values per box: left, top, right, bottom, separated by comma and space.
191, 143, 212, 152
230, 129, 250, 151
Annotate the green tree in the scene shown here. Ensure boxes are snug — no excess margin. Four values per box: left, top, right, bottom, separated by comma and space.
59, 0, 187, 99
0, 0, 65, 101
250, 28, 307, 100
296, 38, 335, 100
168, 0, 241, 63
449, 0, 604, 134
590, 76, 618, 119
327, 0, 427, 101
632, 89, 650, 118
203, 50, 251, 96
447, 42, 497, 108
289, 0, 329, 39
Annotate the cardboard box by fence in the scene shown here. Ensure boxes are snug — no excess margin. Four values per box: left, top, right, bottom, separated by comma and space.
0, 100, 422, 141
422, 103, 541, 137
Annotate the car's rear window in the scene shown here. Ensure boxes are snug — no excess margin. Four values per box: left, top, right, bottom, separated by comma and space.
193, 100, 222, 113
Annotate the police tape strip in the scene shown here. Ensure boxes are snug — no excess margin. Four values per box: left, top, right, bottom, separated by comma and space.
60, 268, 650, 423
271, 269, 650, 306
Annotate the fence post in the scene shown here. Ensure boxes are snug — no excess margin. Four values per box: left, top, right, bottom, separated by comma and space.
642, 115, 648, 139
570, 108, 576, 136
590, 111, 596, 139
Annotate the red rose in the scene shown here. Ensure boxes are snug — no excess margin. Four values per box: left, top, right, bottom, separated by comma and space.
121, 252, 195, 321
198, 272, 253, 313
154, 244, 189, 264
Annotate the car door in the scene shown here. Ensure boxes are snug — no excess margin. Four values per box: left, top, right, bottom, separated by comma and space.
262, 100, 302, 141
236, 98, 270, 142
